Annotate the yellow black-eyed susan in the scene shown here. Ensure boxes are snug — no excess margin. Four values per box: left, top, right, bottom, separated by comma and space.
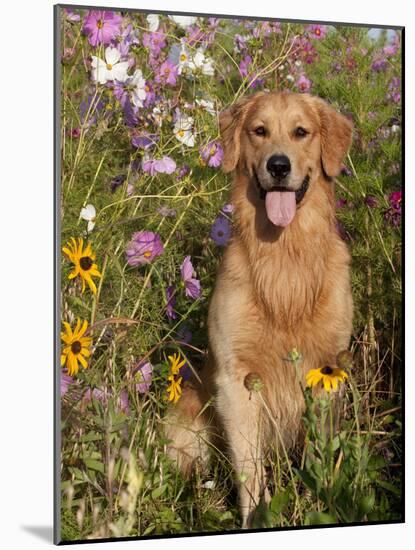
62, 237, 101, 294
61, 318, 92, 376
166, 352, 185, 404
306, 365, 348, 392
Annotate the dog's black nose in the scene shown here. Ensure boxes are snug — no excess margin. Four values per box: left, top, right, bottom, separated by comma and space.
266, 155, 291, 179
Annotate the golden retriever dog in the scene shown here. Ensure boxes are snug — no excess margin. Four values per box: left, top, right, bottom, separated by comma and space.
165, 91, 353, 528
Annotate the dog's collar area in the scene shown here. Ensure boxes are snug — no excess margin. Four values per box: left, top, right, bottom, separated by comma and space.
255, 173, 310, 204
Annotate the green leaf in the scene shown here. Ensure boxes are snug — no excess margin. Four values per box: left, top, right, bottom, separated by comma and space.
294, 468, 317, 492
375, 479, 401, 496
83, 458, 105, 474
270, 489, 291, 515
151, 484, 167, 499
305, 511, 337, 525
358, 493, 375, 519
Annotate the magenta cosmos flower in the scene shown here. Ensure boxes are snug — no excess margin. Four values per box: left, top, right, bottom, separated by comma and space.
200, 141, 224, 168
82, 11, 123, 47
307, 24, 327, 40
180, 256, 201, 300
142, 156, 176, 176
384, 190, 402, 227
134, 361, 153, 393
126, 231, 164, 266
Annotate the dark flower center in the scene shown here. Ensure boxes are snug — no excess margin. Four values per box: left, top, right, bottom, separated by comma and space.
217, 230, 224, 237
321, 366, 333, 375
80, 256, 93, 270
71, 340, 82, 354
97, 19, 103, 29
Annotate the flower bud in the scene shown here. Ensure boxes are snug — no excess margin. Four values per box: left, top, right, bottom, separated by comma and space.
244, 372, 263, 392
336, 350, 354, 369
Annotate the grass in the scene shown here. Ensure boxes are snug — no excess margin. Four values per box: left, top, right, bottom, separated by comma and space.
58, 8, 402, 541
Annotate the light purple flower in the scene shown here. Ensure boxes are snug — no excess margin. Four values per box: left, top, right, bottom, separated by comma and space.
166, 285, 178, 320
142, 30, 166, 56
307, 24, 327, 40
118, 390, 130, 414
387, 77, 401, 104
65, 8, 81, 22
239, 55, 252, 78
383, 44, 398, 57
210, 216, 231, 246
157, 205, 176, 217
82, 388, 108, 407
371, 58, 388, 72
61, 373, 74, 396
134, 361, 153, 393
180, 256, 201, 300
126, 231, 164, 266
131, 133, 159, 150
221, 203, 235, 214
234, 34, 248, 53
142, 156, 176, 176
118, 24, 140, 57
200, 141, 224, 168
296, 74, 312, 93
154, 60, 178, 86
82, 10, 122, 47
176, 164, 191, 181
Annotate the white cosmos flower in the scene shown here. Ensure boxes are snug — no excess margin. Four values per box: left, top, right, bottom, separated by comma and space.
196, 98, 216, 115
173, 113, 195, 147
79, 204, 96, 232
91, 47, 129, 84
146, 14, 159, 32
130, 69, 147, 108
168, 15, 197, 28
191, 49, 215, 76
169, 43, 193, 75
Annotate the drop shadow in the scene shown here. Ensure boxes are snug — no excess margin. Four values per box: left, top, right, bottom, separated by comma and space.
21, 525, 53, 543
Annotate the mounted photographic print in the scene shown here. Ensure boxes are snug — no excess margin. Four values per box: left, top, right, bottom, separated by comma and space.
54, 4, 404, 544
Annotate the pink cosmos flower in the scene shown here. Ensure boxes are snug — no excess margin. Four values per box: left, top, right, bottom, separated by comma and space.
155, 60, 178, 86
297, 74, 312, 93
142, 30, 167, 56
82, 11, 123, 47
142, 156, 176, 176
180, 256, 201, 300
200, 141, 224, 168
126, 231, 164, 266
307, 24, 327, 40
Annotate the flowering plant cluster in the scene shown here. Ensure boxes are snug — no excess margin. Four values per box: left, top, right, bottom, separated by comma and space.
59, 9, 402, 539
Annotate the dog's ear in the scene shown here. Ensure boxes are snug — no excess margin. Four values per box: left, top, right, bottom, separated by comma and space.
314, 98, 353, 177
219, 95, 257, 173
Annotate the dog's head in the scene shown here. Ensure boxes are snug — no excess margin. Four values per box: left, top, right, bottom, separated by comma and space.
220, 91, 353, 227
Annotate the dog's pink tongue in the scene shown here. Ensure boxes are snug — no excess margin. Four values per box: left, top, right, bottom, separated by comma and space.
265, 191, 297, 227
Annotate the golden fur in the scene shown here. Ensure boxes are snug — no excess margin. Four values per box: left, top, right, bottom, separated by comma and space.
165, 91, 353, 528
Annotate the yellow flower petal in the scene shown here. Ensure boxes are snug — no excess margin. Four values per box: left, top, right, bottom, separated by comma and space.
67, 352, 78, 376
77, 353, 88, 370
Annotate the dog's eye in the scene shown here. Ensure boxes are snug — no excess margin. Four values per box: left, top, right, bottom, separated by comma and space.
294, 126, 308, 138
254, 126, 266, 136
